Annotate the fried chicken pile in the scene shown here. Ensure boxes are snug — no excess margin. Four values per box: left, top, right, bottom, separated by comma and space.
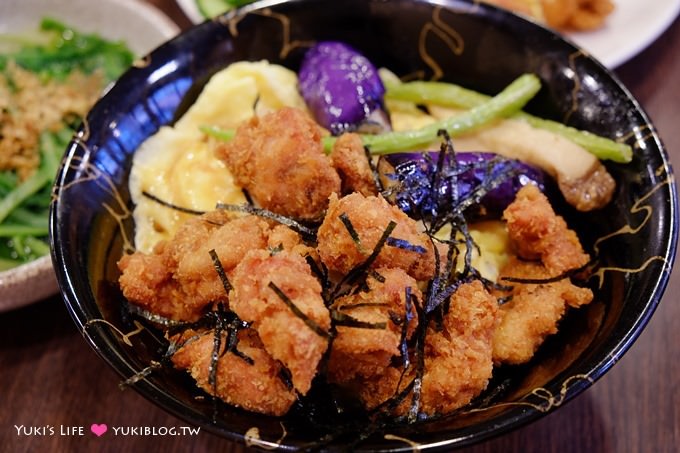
119, 107, 594, 419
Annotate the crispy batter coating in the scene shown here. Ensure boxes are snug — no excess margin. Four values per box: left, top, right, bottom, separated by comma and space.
215, 107, 341, 220
317, 192, 436, 281
171, 329, 297, 416
330, 132, 379, 197
327, 267, 420, 384
503, 184, 590, 273
229, 249, 331, 395
118, 212, 308, 322
350, 281, 499, 416
492, 259, 593, 364
492, 185, 593, 365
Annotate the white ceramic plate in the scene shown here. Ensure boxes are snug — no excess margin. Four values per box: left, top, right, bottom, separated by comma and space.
564, 0, 680, 68
0, 0, 179, 312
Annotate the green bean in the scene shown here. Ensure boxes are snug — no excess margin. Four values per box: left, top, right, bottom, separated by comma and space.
384, 77, 633, 163
348, 73, 541, 154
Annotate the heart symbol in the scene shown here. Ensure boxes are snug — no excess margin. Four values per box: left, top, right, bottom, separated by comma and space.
90, 423, 108, 437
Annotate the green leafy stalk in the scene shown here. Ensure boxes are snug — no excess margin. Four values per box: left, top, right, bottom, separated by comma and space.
0, 224, 49, 238
0, 167, 50, 225
384, 76, 632, 163
1, 17, 134, 81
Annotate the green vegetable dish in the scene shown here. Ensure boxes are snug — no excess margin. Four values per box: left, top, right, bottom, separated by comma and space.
0, 18, 134, 270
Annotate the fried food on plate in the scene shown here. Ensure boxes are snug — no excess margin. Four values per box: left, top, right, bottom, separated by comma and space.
317, 192, 437, 281
229, 249, 331, 395
330, 132, 379, 197
492, 185, 593, 364
350, 281, 499, 416
118, 211, 311, 322
171, 329, 297, 416
216, 106, 341, 221
326, 267, 420, 384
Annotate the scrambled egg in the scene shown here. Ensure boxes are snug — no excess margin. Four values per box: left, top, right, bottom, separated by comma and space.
130, 61, 307, 252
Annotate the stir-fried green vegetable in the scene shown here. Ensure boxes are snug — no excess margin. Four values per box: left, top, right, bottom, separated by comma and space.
0, 18, 134, 81
0, 18, 134, 270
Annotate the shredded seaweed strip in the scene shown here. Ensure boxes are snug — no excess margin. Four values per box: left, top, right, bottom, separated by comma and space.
336, 302, 390, 311
329, 220, 397, 302
277, 365, 294, 392
398, 287, 415, 369
385, 237, 427, 254
216, 202, 317, 240
500, 261, 592, 284
209, 249, 232, 292
268, 281, 330, 338
142, 190, 206, 216
339, 212, 364, 252
330, 310, 387, 330
364, 144, 384, 193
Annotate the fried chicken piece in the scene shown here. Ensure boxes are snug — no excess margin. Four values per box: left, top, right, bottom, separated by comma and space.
215, 107, 341, 220
118, 212, 309, 322
118, 210, 253, 321
351, 281, 499, 416
502, 184, 590, 274
330, 132, 378, 197
492, 184, 593, 365
229, 249, 331, 395
492, 259, 593, 364
317, 192, 436, 281
171, 329, 297, 416
327, 267, 420, 384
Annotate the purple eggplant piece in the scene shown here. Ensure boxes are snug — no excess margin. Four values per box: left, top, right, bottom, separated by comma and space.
298, 41, 390, 135
378, 151, 547, 221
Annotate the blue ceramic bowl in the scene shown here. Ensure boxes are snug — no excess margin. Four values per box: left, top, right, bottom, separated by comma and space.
50, 0, 678, 450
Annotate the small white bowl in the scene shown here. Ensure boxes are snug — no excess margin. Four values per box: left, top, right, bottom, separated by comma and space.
0, 0, 179, 312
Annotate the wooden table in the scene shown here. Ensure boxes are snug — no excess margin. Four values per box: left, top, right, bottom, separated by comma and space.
2, 2, 678, 451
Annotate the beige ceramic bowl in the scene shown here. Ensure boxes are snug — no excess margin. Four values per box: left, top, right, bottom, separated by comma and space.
0, 0, 179, 312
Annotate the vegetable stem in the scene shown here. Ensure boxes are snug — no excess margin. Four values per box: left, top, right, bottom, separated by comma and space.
384, 76, 633, 163
358, 73, 542, 154
0, 169, 50, 224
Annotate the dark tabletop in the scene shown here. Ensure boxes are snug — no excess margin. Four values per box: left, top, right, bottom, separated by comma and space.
1, 2, 678, 452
